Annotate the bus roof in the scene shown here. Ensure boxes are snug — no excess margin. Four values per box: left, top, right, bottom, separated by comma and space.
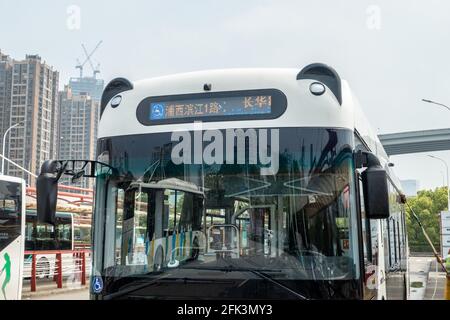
99, 67, 357, 137
0, 175, 26, 185
99, 65, 401, 191
130, 178, 203, 195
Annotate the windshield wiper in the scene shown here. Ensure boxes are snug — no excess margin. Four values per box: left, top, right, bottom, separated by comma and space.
249, 269, 308, 300
179, 265, 308, 300
104, 272, 245, 300
179, 265, 282, 273
104, 265, 308, 300
104, 272, 171, 300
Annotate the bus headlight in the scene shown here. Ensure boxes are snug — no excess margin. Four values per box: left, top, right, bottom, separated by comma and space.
309, 82, 326, 96
110, 95, 122, 108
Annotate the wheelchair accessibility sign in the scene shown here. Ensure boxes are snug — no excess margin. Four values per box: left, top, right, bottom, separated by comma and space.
92, 276, 103, 294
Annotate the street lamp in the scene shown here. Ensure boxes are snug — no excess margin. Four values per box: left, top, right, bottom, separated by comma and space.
422, 98, 450, 112
428, 155, 450, 211
1, 121, 23, 174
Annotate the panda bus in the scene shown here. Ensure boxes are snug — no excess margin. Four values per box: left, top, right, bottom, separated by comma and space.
36, 63, 409, 300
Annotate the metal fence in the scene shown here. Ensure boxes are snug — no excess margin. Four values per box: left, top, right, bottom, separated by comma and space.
23, 249, 91, 292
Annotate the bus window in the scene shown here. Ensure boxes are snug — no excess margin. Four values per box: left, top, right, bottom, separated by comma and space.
205, 208, 227, 252
389, 217, 397, 269
74, 225, 91, 247
25, 220, 35, 250
133, 190, 148, 261
115, 189, 124, 265
359, 176, 379, 299
383, 219, 390, 271
237, 211, 250, 250
25, 222, 33, 241
205, 209, 226, 228
250, 208, 271, 256
24, 212, 74, 251
177, 192, 193, 232
385, 188, 407, 299
165, 189, 182, 236
0, 182, 21, 250
35, 224, 55, 250
396, 219, 401, 265
118, 188, 149, 266
399, 208, 407, 270
56, 216, 72, 250
0, 178, 24, 300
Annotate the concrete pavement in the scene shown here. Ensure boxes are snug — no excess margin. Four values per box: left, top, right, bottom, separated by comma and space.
409, 256, 433, 300
21, 277, 89, 300
424, 260, 447, 300
24, 288, 89, 300
409, 256, 446, 300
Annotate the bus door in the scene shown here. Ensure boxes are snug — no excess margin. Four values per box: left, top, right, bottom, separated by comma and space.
232, 205, 276, 258
206, 224, 239, 258
154, 188, 203, 269
0, 178, 25, 300
120, 187, 149, 266
204, 196, 240, 259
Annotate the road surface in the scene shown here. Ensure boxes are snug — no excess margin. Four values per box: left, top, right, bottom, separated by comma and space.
23, 256, 446, 300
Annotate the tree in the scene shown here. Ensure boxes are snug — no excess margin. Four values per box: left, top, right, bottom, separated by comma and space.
406, 187, 447, 252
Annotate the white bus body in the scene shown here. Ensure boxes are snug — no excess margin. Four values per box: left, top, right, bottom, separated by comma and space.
40, 64, 408, 300
23, 212, 75, 279
0, 175, 25, 300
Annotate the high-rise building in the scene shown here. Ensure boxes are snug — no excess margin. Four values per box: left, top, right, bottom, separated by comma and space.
0, 51, 13, 152
0, 51, 59, 185
68, 76, 104, 102
58, 86, 99, 189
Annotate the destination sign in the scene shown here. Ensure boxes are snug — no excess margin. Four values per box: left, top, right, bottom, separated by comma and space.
136, 89, 287, 125
149, 95, 272, 121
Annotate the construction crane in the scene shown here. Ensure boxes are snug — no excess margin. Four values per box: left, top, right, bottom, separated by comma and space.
75, 40, 103, 78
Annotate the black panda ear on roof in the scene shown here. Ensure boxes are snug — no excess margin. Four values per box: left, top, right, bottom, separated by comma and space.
297, 63, 342, 105
100, 77, 133, 117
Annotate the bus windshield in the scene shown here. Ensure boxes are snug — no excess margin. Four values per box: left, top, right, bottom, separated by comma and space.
93, 127, 361, 299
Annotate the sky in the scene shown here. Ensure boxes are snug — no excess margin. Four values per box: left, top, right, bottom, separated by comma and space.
1, 0, 450, 190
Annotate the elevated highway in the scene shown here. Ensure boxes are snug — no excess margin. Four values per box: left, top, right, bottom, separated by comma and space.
378, 128, 450, 156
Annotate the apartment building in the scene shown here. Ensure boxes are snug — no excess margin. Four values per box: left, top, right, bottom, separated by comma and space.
58, 86, 99, 189
0, 51, 59, 185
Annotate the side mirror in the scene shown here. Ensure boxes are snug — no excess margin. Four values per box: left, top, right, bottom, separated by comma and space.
361, 165, 390, 219
36, 160, 61, 224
